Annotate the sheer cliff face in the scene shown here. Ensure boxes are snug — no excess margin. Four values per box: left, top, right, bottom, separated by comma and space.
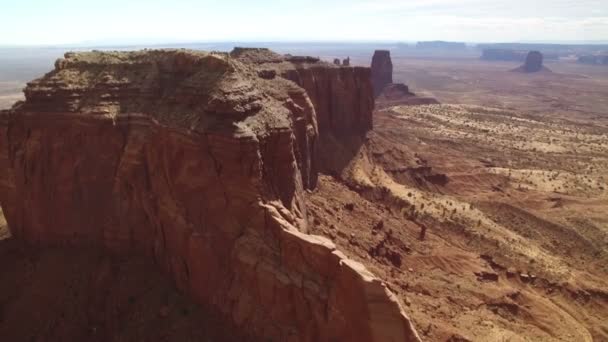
371, 50, 393, 97
0, 49, 419, 342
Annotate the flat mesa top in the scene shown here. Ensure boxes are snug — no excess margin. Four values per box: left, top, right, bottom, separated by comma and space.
5, 48, 345, 133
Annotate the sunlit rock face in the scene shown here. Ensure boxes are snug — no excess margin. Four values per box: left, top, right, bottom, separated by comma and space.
0, 48, 420, 342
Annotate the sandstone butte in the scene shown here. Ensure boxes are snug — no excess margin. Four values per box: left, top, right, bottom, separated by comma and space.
371, 50, 393, 97
512, 50, 549, 73
0, 48, 421, 342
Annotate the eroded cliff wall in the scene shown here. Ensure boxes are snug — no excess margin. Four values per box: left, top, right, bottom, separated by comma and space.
0, 49, 420, 342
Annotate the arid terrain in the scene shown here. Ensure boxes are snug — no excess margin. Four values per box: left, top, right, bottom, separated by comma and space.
1, 46, 607, 341
306, 104, 608, 341
342, 55, 608, 126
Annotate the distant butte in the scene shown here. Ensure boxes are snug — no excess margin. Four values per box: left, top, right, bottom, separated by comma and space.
512, 51, 551, 73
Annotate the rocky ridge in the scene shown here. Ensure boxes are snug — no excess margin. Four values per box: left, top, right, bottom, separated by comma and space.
0, 48, 419, 341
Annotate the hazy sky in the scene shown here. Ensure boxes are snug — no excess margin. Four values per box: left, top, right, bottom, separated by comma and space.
1, 0, 607, 45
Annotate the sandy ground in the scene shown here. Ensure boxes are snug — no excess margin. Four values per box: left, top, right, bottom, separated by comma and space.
306, 105, 608, 341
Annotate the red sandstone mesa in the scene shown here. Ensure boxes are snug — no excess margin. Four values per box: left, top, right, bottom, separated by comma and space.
0, 48, 420, 342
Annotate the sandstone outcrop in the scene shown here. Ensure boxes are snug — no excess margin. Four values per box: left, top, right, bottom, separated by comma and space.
0, 49, 420, 342
512, 51, 549, 73
371, 50, 393, 97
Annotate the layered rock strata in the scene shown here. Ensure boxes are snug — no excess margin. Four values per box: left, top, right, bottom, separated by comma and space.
0, 49, 419, 342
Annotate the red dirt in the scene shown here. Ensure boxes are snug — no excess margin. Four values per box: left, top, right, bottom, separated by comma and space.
305, 105, 608, 341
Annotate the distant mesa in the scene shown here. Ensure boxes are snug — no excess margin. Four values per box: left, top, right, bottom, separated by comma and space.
371, 50, 393, 97
578, 54, 608, 66
481, 48, 558, 62
416, 41, 466, 50
512, 51, 551, 73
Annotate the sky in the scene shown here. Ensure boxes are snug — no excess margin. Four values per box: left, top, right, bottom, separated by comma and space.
0, 0, 607, 45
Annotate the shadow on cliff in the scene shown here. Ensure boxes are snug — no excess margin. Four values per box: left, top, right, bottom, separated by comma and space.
316, 133, 367, 182
0, 237, 252, 342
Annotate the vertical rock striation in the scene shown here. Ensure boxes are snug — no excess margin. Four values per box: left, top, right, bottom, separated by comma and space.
0, 49, 420, 342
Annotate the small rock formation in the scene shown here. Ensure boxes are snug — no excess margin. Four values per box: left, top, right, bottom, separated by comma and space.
0, 49, 420, 342
371, 50, 393, 96
418, 225, 427, 241
342, 57, 350, 66
512, 51, 549, 73
333, 58, 341, 65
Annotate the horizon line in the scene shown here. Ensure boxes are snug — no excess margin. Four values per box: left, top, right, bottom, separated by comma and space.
2, 39, 608, 49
